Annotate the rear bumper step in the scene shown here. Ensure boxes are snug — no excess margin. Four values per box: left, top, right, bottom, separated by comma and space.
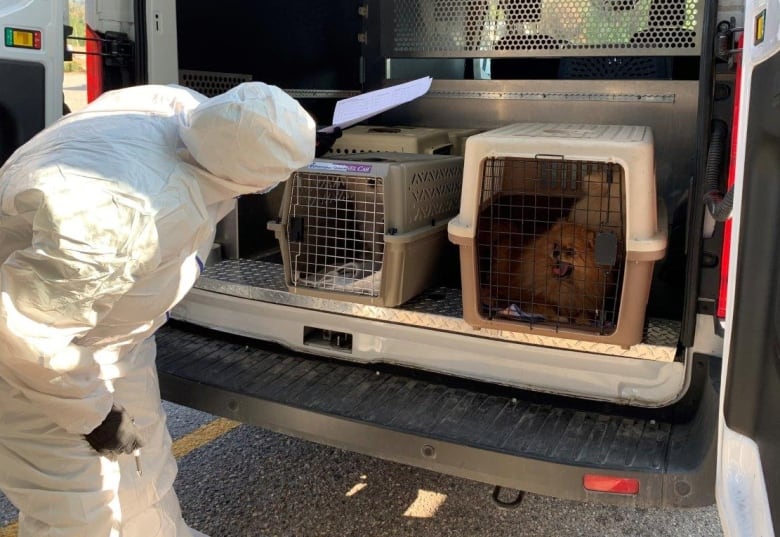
155, 321, 717, 508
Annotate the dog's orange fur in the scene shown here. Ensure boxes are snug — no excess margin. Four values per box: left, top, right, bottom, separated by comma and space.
483, 220, 613, 325
567, 171, 625, 237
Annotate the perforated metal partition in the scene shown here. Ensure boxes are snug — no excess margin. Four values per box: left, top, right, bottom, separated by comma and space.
383, 0, 704, 57
178, 70, 252, 97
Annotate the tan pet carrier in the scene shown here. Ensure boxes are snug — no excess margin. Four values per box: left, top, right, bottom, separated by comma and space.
329, 125, 454, 155
448, 123, 667, 348
447, 128, 484, 156
269, 152, 464, 307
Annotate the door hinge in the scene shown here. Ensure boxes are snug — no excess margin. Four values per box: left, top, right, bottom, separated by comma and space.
715, 18, 743, 68
67, 31, 134, 67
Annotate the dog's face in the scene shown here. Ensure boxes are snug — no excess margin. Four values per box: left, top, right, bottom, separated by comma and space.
526, 221, 609, 319
536, 222, 596, 284
482, 220, 614, 324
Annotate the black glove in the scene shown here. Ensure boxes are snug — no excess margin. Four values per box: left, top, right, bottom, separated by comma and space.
315, 127, 343, 158
84, 404, 143, 456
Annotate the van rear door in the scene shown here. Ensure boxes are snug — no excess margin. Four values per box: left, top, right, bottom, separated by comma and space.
0, 0, 65, 163
717, 4, 780, 536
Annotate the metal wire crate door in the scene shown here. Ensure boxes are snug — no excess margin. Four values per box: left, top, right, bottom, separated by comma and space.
477, 157, 624, 334
287, 172, 385, 297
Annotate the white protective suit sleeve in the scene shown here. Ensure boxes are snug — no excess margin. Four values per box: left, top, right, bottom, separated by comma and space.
0, 180, 160, 434
0, 82, 315, 436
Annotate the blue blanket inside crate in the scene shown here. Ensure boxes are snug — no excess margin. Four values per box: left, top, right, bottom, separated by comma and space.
492, 303, 546, 322
488, 302, 615, 330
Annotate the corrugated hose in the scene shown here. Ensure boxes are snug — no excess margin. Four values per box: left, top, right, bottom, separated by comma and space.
703, 119, 734, 222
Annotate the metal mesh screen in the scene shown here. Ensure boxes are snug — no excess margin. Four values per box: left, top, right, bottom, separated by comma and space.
178, 70, 252, 97
477, 158, 624, 335
389, 0, 703, 57
557, 56, 672, 78
287, 172, 385, 297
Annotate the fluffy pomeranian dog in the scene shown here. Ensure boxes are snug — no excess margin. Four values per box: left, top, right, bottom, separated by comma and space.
483, 220, 614, 325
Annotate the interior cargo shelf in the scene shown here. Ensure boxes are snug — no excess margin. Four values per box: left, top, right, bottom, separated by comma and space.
155, 321, 716, 508
194, 258, 680, 361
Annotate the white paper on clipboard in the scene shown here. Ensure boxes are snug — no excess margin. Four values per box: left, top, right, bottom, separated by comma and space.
319, 76, 433, 133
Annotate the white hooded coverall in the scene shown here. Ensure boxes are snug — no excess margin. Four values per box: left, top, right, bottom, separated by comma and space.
0, 82, 316, 536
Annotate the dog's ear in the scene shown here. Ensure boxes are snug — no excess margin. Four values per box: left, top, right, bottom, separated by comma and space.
586, 230, 596, 249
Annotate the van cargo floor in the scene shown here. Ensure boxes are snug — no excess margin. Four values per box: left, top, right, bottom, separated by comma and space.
155, 321, 716, 508
194, 259, 681, 361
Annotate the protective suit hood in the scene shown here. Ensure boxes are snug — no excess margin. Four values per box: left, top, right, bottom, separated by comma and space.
179, 83, 316, 195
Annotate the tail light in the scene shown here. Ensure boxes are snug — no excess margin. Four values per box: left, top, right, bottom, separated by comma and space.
717, 36, 743, 319
583, 474, 640, 495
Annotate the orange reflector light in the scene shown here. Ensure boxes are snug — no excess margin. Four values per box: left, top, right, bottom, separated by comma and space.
583, 475, 640, 495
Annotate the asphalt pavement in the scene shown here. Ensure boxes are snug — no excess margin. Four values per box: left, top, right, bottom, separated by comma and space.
0, 401, 723, 537
170, 404, 725, 537
63, 70, 88, 112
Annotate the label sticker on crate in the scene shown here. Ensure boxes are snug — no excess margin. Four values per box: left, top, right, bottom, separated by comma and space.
309, 161, 373, 173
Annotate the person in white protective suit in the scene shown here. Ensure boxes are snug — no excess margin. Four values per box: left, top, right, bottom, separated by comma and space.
0, 82, 317, 536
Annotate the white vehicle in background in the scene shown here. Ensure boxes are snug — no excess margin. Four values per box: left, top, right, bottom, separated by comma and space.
1, 1, 777, 534
0, 0, 66, 163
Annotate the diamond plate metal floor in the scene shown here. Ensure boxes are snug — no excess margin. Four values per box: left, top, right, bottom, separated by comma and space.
194, 258, 681, 361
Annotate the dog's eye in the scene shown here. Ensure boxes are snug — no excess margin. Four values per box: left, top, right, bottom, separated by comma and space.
564, 247, 576, 256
